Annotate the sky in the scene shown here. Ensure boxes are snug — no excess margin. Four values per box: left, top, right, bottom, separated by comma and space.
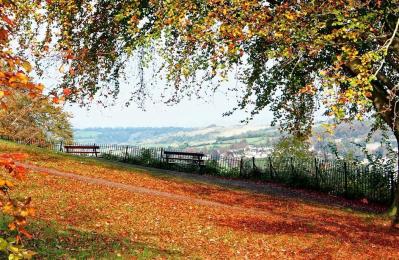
36, 51, 275, 129
52, 52, 280, 129
64, 84, 275, 129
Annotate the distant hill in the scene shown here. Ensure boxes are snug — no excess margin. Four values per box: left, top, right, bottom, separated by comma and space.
74, 127, 194, 144
74, 121, 395, 159
73, 125, 280, 146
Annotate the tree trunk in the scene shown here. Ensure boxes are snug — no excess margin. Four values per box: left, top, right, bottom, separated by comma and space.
366, 89, 399, 226
389, 133, 399, 227
390, 185, 399, 227
344, 36, 399, 226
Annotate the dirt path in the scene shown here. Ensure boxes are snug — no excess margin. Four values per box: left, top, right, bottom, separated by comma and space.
18, 162, 278, 216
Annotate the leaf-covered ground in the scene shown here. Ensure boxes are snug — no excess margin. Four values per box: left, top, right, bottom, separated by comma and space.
1, 140, 399, 259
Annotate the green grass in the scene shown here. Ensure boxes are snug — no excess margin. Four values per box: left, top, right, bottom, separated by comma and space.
28, 223, 175, 259
0, 218, 176, 259
245, 136, 268, 145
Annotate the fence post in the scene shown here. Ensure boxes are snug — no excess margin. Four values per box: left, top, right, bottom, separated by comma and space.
252, 156, 258, 179
314, 158, 319, 189
344, 161, 348, 197
124, 145, 129, 162
239, 157, 244, 176
290, 157, 294, 176
269, 157, 273, 179
59, 141, 63, 152
391, 170, 395, 202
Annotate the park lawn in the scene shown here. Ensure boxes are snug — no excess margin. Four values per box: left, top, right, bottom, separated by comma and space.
0, 140, 399, 259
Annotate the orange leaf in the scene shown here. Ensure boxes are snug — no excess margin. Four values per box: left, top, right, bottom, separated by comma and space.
0, 101, 7, 110
0, 29, 8, 42
9, 153, 27, 160
36, 83, 44, 91
5, 180, 14, 188
63, 88, 72, 96
18, 227, 33, 239
1, 15, 15, 27
8, 222, 16, 231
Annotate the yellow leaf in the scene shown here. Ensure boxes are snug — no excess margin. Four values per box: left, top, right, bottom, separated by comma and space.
10, 73, 28, 84
285, 13, 295, 20
36, 83, 44, 91
8, 245, 19, 253
0, 238, 7, 251
16, 72, 28, 84
22, 61, 32, 72
59, 64, 65, 73
3, 204, 14, 214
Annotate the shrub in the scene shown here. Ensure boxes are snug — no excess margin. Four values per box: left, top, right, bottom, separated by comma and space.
203, 160, 219, 175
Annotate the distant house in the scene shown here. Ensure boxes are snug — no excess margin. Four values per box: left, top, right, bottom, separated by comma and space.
210, 150, 221, 160
353, 138, 362, 143
335, 138, 342, 143
366, 142, 380, 152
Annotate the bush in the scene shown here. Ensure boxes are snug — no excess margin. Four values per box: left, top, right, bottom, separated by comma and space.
203, 160, 219, 175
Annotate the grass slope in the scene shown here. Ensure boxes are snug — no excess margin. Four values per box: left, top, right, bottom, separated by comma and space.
0, 140, 398, 259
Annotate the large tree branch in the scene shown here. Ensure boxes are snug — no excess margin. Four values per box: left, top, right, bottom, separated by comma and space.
373, 18, 399, 87
344, 62, 398, 131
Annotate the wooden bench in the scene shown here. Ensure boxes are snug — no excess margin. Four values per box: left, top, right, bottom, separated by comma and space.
163, 151, 205, 168
64, 145, 100, 157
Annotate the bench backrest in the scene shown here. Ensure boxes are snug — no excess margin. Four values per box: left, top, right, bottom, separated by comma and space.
163, 151, 205, 157
64, 145, 100, 149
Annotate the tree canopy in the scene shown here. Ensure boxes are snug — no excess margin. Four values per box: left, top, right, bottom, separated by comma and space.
16, 1, 392, 141
0, 92, 73, 143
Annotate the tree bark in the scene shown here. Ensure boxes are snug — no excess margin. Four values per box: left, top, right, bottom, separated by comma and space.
389, 132, 399, 227
390, 187, 399, 227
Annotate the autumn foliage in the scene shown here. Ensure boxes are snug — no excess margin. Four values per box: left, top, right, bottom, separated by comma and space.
0, 153, 35, 258
0, 2, 41, 259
